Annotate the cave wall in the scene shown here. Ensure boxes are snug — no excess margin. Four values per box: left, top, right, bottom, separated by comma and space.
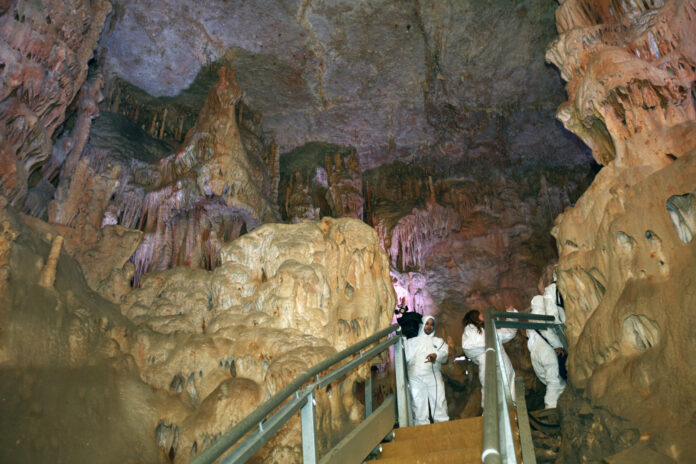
547, 0, 696, 461
99, 0, 590, 167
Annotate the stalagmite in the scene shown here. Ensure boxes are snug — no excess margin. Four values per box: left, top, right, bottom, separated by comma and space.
39, 235, 63, 288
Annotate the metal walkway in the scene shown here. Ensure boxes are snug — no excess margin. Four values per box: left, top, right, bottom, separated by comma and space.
189, 310, 564, 464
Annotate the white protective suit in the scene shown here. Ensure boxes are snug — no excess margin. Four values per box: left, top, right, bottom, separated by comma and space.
527, 294, 566, 408
461, 310, 517, 407
543, 281, 566, 325
404, 316, 450, 425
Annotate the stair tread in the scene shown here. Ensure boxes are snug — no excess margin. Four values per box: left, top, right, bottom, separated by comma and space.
393, 416, 483, 441
374, 446, 481, 463
378, 434, 482, 458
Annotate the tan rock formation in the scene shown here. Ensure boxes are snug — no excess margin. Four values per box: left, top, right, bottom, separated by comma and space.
547, 0, 696, 461
120, 216, 394, 461
0, 204, 394, 463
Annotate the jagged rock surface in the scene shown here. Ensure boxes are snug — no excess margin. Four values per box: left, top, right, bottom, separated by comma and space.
279, 142, 364, 223
547, 0, 696, 461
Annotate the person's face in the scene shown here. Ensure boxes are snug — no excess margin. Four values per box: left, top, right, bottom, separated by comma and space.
424, 318, 434, 335
478, 312, 485, 323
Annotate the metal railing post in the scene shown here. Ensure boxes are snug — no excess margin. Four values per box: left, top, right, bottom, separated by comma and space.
496, 360, 509, 462
365, 367, 373, 418
301, 390, 318, 464
394, 334, 410, 428
495, 330, 517, 463
483, 309, 502, 464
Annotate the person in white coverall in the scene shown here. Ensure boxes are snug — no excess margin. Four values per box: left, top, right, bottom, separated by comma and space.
527, 294, 566, 408
461, 308, 517, 407
404, 316, 450, 425
543, 279, 566, 325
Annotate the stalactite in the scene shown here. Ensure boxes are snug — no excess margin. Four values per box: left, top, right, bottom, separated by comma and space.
159, 108, 168, 140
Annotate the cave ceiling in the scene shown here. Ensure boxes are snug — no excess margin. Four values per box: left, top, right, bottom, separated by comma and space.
99, 0, 590, 168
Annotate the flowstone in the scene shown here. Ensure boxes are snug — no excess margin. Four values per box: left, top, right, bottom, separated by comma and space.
0, 208, 394, 463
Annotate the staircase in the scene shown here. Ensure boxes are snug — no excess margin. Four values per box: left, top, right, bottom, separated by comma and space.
373, 416, 483, 463
373, 415, 521, 464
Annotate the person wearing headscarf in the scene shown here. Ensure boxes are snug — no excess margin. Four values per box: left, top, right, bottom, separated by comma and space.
404, 315, 450, 425
461, 308, 517, 407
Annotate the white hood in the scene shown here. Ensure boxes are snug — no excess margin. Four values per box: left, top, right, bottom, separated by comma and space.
418, 315, 436, 337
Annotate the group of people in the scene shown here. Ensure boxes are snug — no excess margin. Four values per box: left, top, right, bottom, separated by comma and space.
402, 279, 567, 425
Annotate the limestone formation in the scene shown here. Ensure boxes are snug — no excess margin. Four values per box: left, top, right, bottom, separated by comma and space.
279, 142, 364, 223
547, 0, 696, 461
37, 234, 63, 288
99, 0, 588, 170
0, 204, 394, 463
39, 64, 281, 285
121, 216, 394, 462
0, 0, 111, 206
366, 161, 594, 322
5, 0, 682, 462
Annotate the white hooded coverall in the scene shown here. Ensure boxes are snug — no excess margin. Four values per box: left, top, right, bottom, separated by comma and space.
527, 293, 566, 408
404, 316, 450, 425
543, 282, 566, 325
461, 311, 517, 406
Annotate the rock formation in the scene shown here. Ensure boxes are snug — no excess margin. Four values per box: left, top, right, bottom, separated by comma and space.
44, 65, 280, 286
0, 202, 394, 463
0, 0, 111, 206
98, 0, 590, 169
280, 142, 364, 223
547, 0, 696, 461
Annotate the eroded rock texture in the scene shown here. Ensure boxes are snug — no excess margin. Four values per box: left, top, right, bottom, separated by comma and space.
43, 63, 280, 286
279, 142, 363, 223
0, 204, 394, 464
548, 0, 696, 461
0, 0, 111, 206
366, 161, 594, 325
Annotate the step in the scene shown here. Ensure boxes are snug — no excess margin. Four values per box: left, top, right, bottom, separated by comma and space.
377, 433, 482, 459
393, 416, 483, 441
374, 447, 481, 463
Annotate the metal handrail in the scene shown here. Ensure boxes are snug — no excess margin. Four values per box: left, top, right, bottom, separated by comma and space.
190, 322, 405, 464
482, 309, 566, 463
491, 311, 568, 351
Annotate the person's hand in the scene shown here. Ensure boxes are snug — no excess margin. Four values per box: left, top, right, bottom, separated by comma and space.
505, 305, 515, 312
555, 348, 566, 357
425, 353, 436, 363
